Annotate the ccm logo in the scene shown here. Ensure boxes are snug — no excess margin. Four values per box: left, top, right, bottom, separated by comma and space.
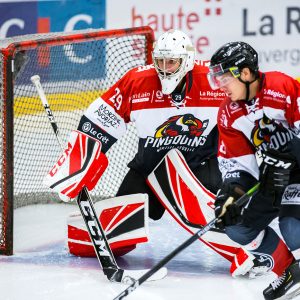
263, 156, 292, 169
80, 200, 109, 256
49, 142, 73, 176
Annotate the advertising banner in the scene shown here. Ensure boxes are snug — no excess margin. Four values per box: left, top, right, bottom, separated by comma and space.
0, 1, 299, 79
107, 0, 300, 79
0, 0, 106, 81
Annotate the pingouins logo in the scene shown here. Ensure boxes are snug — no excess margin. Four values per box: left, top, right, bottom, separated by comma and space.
144, 114, 209, 152
155, 114, 207, 138
251, 116, 294, 150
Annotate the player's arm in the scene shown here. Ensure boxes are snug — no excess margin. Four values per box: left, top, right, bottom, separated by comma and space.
254, 78, 300, 199
214, 114, 259, 228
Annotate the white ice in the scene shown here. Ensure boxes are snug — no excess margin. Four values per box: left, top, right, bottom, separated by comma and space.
0, 203, 278, 300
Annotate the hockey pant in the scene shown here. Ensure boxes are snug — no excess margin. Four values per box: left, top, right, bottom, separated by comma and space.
147, 149, 255, 276
67, 193, 149, 257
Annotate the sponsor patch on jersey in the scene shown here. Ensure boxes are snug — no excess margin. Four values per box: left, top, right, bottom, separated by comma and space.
218, 159, 240, 177
224, 171, 240, 179
130, 92, 151, 104
136, 65, 155, 72
229, 101, 242, 113
77, 115, 117, 152
144, 113, 209, 152
131, 97, 150, 103
199, 90, 227, 101
93, 103, 122, 129
263, 89, 286, 100
282, 184, 300, 205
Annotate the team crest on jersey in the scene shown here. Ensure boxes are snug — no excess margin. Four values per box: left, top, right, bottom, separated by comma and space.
155, 114, 208, 138
144, 114, 209, 152
251, 116, 294, 150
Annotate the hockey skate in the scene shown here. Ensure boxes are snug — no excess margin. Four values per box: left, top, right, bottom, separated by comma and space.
263, 260, 300, 300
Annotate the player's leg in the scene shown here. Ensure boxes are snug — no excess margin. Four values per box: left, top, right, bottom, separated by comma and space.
227, 190, 295, 279
263, 178, 300, 300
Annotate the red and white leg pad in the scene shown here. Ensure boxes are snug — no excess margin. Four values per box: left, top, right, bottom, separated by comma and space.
67, 193, 149, 257
147, 149, 255, 275
230, 248, 255, 277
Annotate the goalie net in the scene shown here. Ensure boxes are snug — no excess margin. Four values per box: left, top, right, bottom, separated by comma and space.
0, 26, 154, 255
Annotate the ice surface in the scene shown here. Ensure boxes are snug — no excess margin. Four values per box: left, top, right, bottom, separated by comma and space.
0, 204, 278, 300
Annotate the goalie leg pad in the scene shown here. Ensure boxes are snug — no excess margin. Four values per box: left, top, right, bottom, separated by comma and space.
230, 248, 255, 277
147, 149, 249, 266
44, 130, 108, 200
147, 148, 271, 277
67, 193, 149, 257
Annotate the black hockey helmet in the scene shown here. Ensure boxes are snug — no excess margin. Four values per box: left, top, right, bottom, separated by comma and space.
208, 42, 259, 100
211, 41, 258, 73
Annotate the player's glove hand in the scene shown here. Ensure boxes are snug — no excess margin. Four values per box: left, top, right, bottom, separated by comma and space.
214, 183, 246, 229
259, 147, 295, 197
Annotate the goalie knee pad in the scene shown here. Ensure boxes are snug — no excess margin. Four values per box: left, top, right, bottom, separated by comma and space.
44, 130, 108, 200
67, 193, 149, 257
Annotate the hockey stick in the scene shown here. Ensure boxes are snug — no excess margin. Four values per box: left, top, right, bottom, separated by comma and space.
30, 75, 167, 283
113, 183, 260, 299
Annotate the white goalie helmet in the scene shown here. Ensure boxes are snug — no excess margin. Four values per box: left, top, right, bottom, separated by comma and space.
152, 29, 195, 94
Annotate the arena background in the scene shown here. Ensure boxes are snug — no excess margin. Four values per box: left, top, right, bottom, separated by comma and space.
0, 0, 299, 81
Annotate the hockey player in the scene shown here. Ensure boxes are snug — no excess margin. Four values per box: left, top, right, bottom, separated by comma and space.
207, 41, 300, 300
45, 30, 256, 277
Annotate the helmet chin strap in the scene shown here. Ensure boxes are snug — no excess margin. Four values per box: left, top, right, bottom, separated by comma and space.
238, 75, 259, 101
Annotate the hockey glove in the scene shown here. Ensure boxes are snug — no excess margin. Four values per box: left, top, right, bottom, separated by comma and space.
214, 183, 246, 229
44, 130, 108, 201
259, 147, 296, 197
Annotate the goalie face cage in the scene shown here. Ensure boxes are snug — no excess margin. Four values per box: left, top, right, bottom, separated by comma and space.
0, 26, 154, 255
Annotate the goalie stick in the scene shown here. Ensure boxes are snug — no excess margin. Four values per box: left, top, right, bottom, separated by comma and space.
30, 75, 167, 283
113, 183, 260, 299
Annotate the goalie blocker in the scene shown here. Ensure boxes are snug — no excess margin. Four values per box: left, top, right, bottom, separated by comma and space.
43, 130, 150, 257
44, 130, 108, 200
147, 149, 257, 277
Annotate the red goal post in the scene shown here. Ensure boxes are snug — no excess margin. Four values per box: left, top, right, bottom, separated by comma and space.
0, 26, 154, 255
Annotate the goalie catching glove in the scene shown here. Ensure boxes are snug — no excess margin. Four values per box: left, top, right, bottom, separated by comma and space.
44, 130, 108, 201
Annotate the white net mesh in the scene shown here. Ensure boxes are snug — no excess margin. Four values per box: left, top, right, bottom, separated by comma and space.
0, 27, 153, 253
